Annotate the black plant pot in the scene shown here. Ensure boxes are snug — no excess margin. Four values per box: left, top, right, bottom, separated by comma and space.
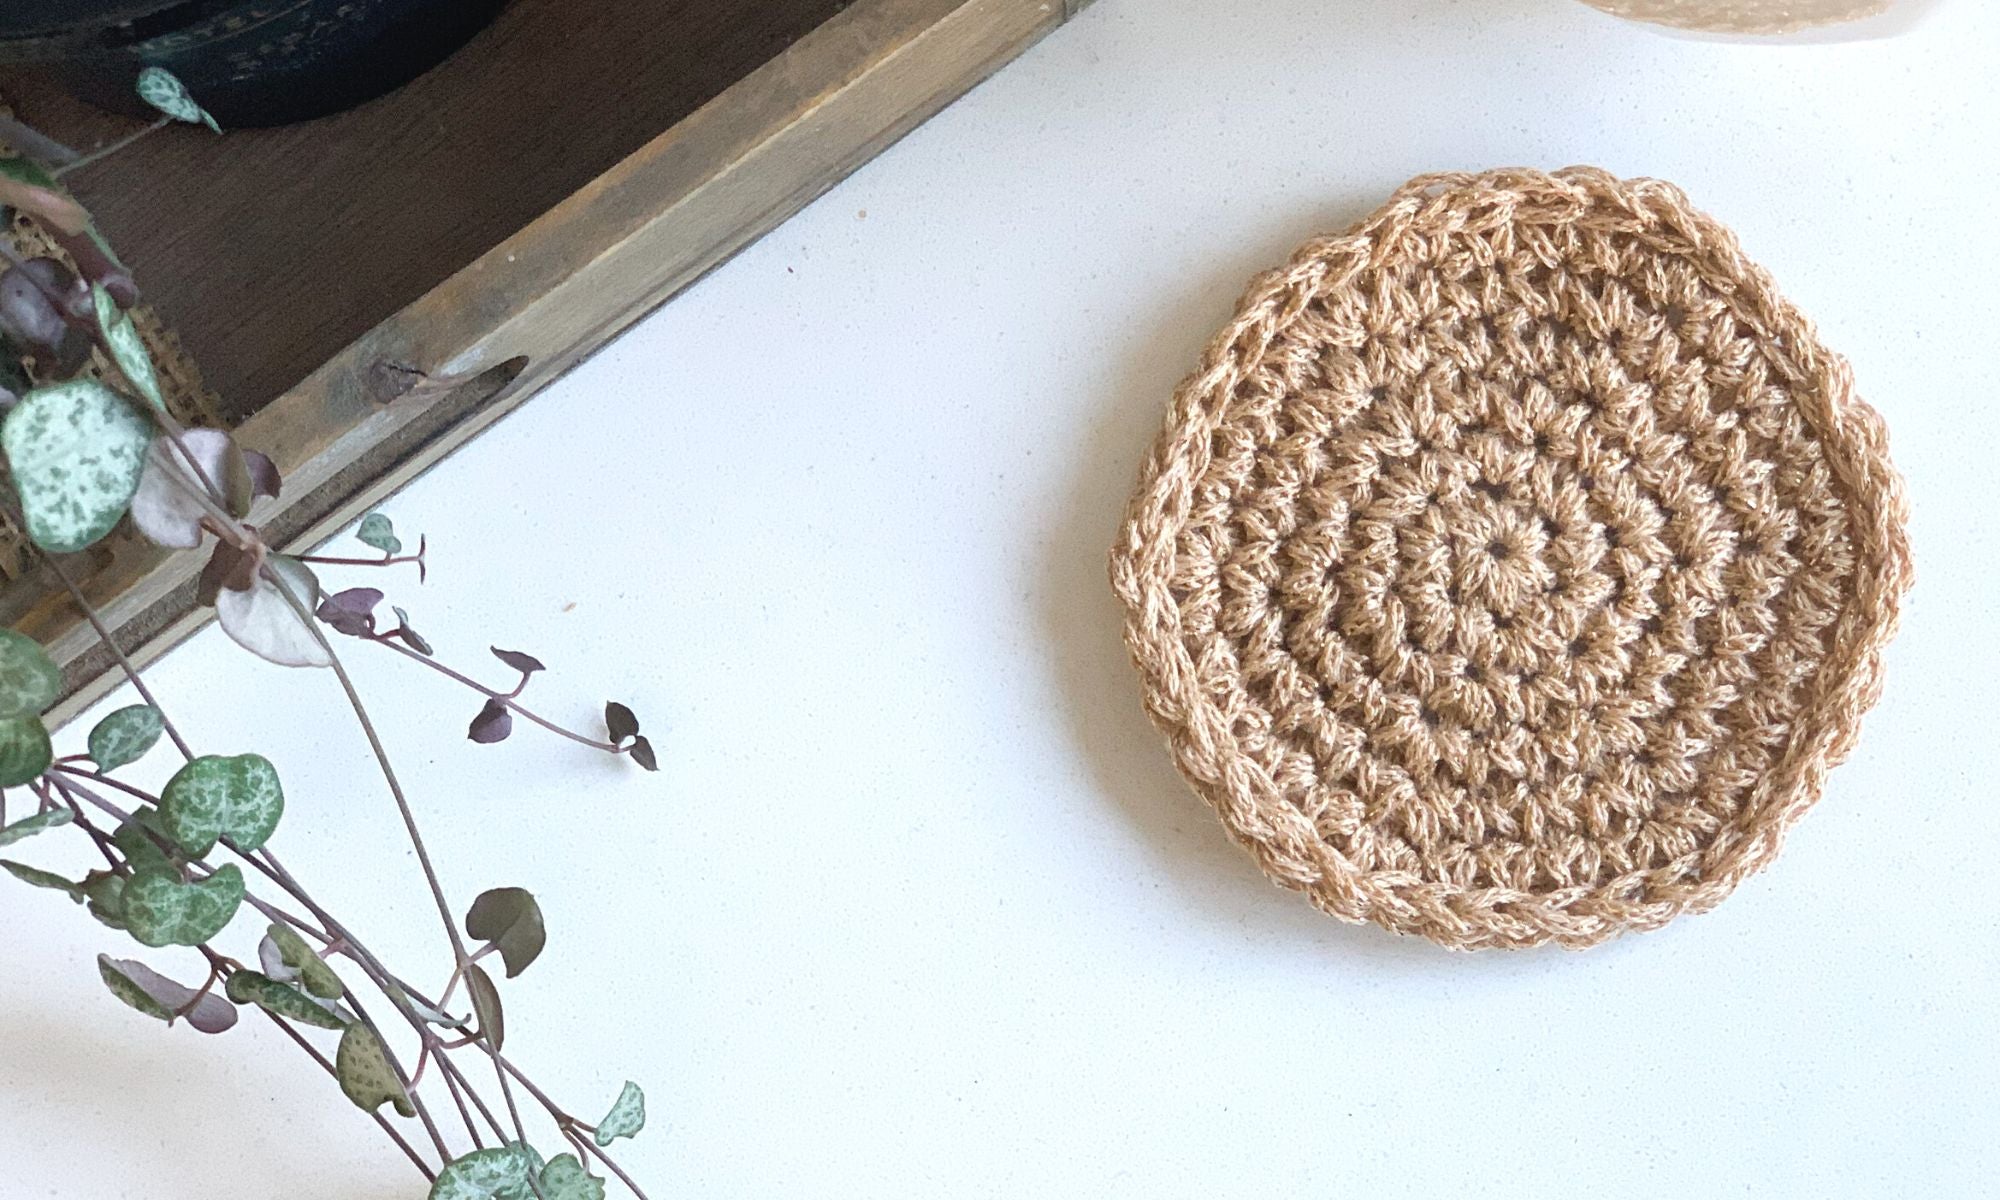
0, 0, 509, 128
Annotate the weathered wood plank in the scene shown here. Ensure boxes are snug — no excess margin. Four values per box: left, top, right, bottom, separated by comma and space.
15, 0, 1070, 724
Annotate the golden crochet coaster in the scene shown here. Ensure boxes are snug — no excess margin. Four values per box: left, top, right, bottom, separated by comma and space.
1111, 167, 1911, 950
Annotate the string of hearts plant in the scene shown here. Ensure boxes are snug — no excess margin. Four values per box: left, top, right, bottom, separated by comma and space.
0, 71, 656, 1199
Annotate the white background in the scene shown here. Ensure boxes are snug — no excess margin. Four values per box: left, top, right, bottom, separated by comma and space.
3, 1, 1995, 1195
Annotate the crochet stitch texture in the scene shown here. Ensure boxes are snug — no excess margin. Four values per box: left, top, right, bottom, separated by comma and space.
1111, 167, 1911, 949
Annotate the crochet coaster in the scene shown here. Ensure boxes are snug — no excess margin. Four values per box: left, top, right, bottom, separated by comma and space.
1111, 167, 1911, 949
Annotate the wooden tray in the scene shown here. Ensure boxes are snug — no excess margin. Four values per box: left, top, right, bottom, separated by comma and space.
0, 0, 1083, 722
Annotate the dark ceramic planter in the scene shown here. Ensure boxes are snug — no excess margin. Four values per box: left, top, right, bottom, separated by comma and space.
0, 0, 508, 127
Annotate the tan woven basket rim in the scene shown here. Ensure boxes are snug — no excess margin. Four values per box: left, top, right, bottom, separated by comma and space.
1110, 166, 1912, 950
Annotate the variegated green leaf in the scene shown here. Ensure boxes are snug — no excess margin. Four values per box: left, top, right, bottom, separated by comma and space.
595, 1081, 645, 1146
160, 752, 282, 856
0, 628, 62, 719
429, 1143, 544, 1200
337, 1023, 415, 1117
82, 870, 127, 929
98, 953, 172, 1020
0, 806, 70, 847
540, 1154, 607, 1200
226, 969, 348, 1030
135, 67, 221, 132
87, 704, 164, 772
356, 512, 401, 555
112, 807, 176, 875
0, 715, 52, 787
2, 859, 83, 899
98, 954, 237, 1032
1, 379, 152, 553
92, 283, 162, 411
264, 922, 344, 999
123, 864, 243, 947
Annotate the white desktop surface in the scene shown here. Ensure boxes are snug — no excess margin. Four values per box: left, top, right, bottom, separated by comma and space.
3, 1, 1994, 1195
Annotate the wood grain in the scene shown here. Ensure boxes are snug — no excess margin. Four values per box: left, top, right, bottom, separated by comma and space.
5, 0, 1073, 723
2, 0, 852, 419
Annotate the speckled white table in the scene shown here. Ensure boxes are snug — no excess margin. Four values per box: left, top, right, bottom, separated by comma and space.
4, 1, 1994, 1195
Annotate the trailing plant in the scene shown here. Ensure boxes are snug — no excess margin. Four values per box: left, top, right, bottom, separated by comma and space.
0, 72, 656, 1198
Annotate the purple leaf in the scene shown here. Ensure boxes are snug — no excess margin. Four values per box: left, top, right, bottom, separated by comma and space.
130, 430, 235, 550
196, 541, 258, 606
315, 588, 383, 637
604, 702, 639, 745
468, 699, 513, 744
48, 225, 138, 307
0, 258, 78, 358
216, 557, 331, 669
490, 648, 544, 675
629, 735, 658, 772
391, 606, 433, 656
243, 451, 281, 501
98, 955, 237, 1034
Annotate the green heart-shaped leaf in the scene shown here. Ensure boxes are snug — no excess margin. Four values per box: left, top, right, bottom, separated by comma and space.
595, 1080, 645, 1146
112, 807, 177, 875
1, 379, 153, 553
226, 969, 348, 1030
464, 887, 545, 978
2, 859, 83, 899
356, 512, 401, 555
429, 1143, 544, 1200
0, 628, 62, 719
264, 922, 344, 999
123, 864, 243, 947
92, 283, 162, 411
136, 67, 221, 132
540, 1154, 606, 1200
336, 1023, 415, 1118
82, 870, 127, 929
0, 715, 53, 787
160, 753, 282, 856
0, 806, 71, 847
87, 704, 165, 772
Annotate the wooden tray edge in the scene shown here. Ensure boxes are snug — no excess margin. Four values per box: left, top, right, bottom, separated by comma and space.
26, 0, 1071, 724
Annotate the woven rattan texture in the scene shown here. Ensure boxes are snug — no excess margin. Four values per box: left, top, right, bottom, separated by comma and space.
1111, 167, 1911, 950
1579, 0, 1887, 34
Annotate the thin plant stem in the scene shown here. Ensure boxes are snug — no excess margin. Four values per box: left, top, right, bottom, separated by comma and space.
578, 1137, 651, 1200
439, 1062, 487, 1151
38, 546, 196, 757
264, 564, 469, 965
342, 986, 454, 1163
362, 632, 623, 753
12, 400, 637, 1193
494, 1056, 652, 1200
38, 771, 450, 1166
53, 115, 171, 177
262, 1008, 435, 1179
0, 115, 82, 167
47, 771, 328, 938
261, 568, 549, 1197
296, 551, 424, 570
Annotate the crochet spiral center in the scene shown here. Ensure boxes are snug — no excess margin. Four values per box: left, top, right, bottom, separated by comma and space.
1112, 168, 1910, 949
